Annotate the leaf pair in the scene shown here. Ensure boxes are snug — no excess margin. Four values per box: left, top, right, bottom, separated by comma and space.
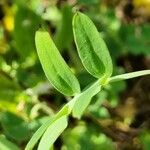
27, 11, 150, 150
35, 12, 112, 97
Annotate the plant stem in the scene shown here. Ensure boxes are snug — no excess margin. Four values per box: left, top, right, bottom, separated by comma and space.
109, 70, 150, 83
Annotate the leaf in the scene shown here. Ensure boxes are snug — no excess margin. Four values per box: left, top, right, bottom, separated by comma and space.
140, 131, 150, 150
73, 12, 113, 79
37, 116, 68, 150
0, 112, 30, 142
55, 104, 70, 119
55, 4, 73, 50
35, 30, 80, 96
72, 80, 101, 118
25, 118, 53, 150
109, 70, 150, 83
25, 103, 69, 150
0, 135, 20, 150
14, 6, 42, 59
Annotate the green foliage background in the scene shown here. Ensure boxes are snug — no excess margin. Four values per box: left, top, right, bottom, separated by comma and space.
0, 0, 150, 149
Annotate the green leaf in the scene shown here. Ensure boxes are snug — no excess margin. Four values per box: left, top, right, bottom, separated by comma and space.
14, 6, 42, 59
73, 12, 113, 79
55, 104, 70, 119
140, 131, 150, 150
0, 112, 30, 142
25, 118, 53, 150
0, 135, 20, 150
73, 80, 101, 118
26, 102, 69, 150
109, 70, 150, 83
55, 4, 73, 50
35, 30, 80, 96
38, 116, 68, 150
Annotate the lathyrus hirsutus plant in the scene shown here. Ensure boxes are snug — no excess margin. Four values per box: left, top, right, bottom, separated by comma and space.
25, 12, 150, 150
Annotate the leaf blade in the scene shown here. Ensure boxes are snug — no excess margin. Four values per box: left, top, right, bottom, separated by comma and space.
25, 102, 70, 150
37, 116, 68, 150
73, 12, 113, 79
25, 118, 53, 150
35, 30, 80, 96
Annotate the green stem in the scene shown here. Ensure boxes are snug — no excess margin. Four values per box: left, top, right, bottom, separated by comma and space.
109, 70, 150, 83
55, 78, 102, 119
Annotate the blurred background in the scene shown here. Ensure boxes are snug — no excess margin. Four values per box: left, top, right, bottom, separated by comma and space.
0, 0, 150, 149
